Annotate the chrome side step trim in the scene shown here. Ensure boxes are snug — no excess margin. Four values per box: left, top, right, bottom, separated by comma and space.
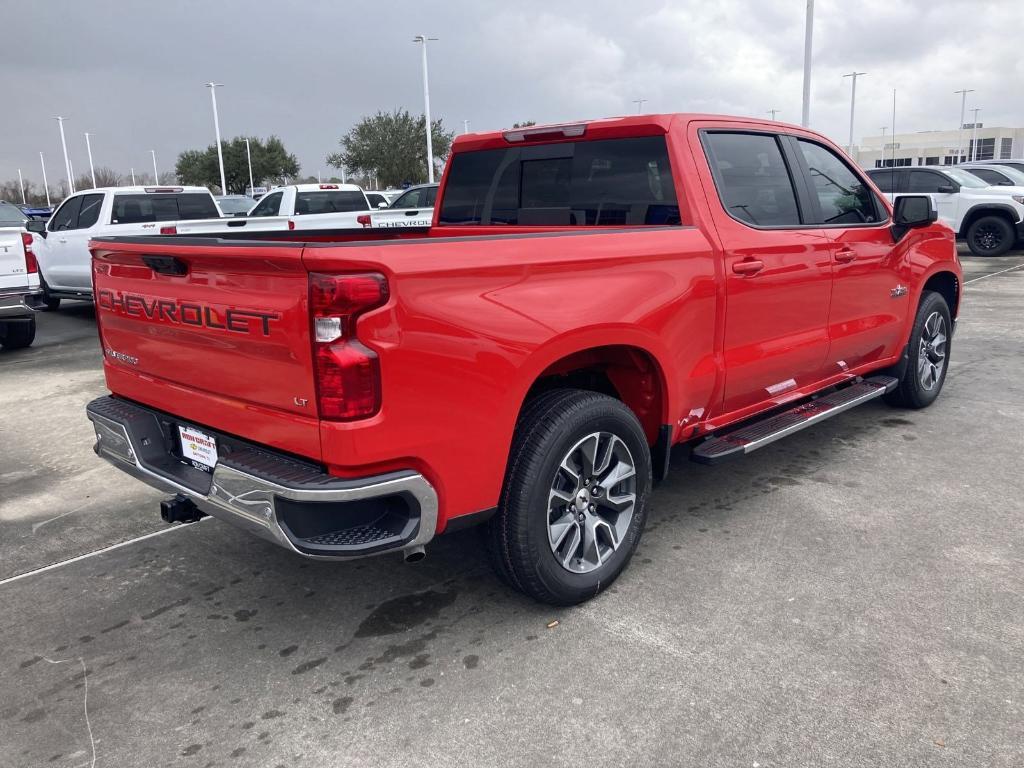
691, 376, 898, 465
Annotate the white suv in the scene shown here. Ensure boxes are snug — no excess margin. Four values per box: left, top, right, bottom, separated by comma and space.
27, 186, 221, 308
866, 166, 1024, 256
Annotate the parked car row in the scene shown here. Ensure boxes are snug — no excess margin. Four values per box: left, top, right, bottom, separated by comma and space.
866, 163, 1024, 256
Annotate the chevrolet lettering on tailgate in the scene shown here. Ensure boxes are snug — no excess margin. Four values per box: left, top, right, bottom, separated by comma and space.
96, 289, 280, 336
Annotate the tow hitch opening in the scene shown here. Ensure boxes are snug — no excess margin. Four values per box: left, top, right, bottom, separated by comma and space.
160, 494, 207, 524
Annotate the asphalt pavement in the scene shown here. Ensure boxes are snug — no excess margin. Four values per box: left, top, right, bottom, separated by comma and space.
1, 251, 1022, 767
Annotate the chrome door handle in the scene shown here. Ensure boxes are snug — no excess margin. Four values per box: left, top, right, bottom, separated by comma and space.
732, 259, 765, 276
835, 248, 856, 263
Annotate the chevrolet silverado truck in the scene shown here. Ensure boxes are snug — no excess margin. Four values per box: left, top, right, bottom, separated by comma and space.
0, 201, 43, 349
86, 115, 961, 605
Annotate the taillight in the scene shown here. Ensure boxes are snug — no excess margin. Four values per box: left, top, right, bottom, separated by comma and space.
309, 273, 388, 420
21, 233, 38, 273
357, 214, 371, 228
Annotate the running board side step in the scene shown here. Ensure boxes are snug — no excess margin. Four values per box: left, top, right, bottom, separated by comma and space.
691, 376, 898, 465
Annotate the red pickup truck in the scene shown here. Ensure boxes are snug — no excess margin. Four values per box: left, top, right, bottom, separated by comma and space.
87, 114, 961, 605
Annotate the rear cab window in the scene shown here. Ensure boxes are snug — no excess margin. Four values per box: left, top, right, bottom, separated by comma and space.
110, 193, 219, 225
438, 136, 681, 226
294, 190, 368, 214
249, 191, 283, 217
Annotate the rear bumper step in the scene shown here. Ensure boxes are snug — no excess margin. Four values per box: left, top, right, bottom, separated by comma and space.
86, 396, 437, 559
692, 376, 898, 465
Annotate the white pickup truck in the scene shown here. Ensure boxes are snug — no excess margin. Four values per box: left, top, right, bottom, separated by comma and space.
0, 201, 42, 349
27, 186, 222, 307
866, 166, 1024, 256
369, 183, 437, 229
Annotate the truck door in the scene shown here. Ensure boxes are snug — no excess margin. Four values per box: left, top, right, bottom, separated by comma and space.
41, 194, 82, 289
791, 138, 907, 371
55, 192, 104, 290
697, 128, 834, 416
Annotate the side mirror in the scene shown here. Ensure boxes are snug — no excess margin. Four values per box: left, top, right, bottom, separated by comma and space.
892, 195, 937, 241
377, 201, 388, 209
25, 219, 47, 236
936, 183, 957, 194
997, 180, 1013, 186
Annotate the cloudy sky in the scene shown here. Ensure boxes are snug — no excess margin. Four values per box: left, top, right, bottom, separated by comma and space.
2, 0, 1022, 188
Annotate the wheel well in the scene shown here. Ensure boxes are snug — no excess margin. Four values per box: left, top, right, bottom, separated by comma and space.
525, 345, 666, 444
923, 271, 959, 317
961, 206, 1015, 234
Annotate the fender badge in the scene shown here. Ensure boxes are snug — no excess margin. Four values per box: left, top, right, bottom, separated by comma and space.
890, 284, 909, 298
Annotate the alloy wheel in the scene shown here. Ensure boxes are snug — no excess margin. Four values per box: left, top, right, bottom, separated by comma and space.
918, 311, 947, 391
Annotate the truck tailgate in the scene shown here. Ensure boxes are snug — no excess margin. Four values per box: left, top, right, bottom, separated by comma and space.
0, 229, 31, 293
91, 238, 321, 460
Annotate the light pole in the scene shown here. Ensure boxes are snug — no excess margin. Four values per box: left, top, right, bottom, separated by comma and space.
244, 138, 255, 196
633, 98, 647, 114
84, 132, 97, 188
463, 119, 469, 134
842, 71, 866, 156
151, 150, 159, 185
954, 88, 974, 164
130, 168, 136, 186
17, 169, 26, 205
55, 116, 74, 195
39, 152, 51, 207
205, 83, 228, 194
767, 109, 780, 121
969, 107, 981, 161
801, 0, 814, 126
413, 35, 438, 183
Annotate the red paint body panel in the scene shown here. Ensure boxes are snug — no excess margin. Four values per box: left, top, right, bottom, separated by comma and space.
90, 113, 961, 534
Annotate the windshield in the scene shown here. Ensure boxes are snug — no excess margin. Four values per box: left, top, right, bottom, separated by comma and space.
0, 201, 26, 226
944, 168, 989, 188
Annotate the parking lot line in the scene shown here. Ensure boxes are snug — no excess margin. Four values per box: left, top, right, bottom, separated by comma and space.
0, 519, 208, 588
964, 262, 1024, 285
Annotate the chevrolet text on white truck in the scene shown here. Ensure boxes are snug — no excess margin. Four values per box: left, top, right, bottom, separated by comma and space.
0, 201, 42, 349
866, 166, 1024, 256
27, 186, 221, 307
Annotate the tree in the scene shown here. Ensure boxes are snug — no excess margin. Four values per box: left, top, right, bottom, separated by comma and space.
175, 136, 299, 194
327, 110, 454, 188
73, 166, 122, 191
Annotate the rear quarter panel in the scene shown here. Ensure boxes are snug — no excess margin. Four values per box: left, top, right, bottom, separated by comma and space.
304, 227, 718, 527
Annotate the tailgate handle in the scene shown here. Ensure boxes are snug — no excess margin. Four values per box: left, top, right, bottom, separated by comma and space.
142, 255, 189, 276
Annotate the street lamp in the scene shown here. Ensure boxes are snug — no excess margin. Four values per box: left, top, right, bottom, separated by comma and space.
130, 168, 136, 186
244, 138, 255, 197
206, 83, 228, 194
463, 119, 470, 134
969, 107, 981, 161
954, 88, 974, 163
801, 0, 814, 126
767, 109, 780, 121
17, 169, 26, 205
842, 71, 866, 156
151, 150, 159, 185
55, 116, 74, 195
413, 35, 438, 183
633, 98, 647, 114
39, 152, 51, 207
84, 132, 97, 188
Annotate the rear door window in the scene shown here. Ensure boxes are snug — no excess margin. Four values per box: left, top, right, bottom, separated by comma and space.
249, 191, 283, 217
294, 190, 368, 214
907, 171, 951, 193
438, 136, 680, 226
701, 132, 801, 227
75, 193, 105, 229
867, 170, 901, 193
796, 140, 883, 224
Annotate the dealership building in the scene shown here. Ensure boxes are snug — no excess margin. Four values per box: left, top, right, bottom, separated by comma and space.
854, 125, 1023, 169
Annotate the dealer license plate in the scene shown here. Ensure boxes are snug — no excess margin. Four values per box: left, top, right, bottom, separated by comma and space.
178, 424, 218, 471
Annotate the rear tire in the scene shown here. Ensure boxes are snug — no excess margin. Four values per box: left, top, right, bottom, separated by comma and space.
485, 389, 652, 605
885, 290, 951, 409
0, 317, 36, 350
966, 215, 1014, 257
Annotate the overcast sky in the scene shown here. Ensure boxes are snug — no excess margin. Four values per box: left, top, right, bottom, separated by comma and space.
2, 0, 1022, 188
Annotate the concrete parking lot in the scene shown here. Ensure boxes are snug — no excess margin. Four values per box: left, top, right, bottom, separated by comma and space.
2, 251, 1022, 768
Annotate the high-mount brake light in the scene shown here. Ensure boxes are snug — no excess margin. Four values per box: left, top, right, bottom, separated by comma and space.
319, 184, 340, 190
20, 232, 38, 273
160, 226, 177, 235
309, 273, 389, 420
503, 123, 587, 143
144, 187, 184, 193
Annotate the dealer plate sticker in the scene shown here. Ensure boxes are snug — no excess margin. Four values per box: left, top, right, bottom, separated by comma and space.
179, 425, 218, 470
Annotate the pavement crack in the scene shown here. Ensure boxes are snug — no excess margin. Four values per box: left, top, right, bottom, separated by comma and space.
41, 655, 96, 768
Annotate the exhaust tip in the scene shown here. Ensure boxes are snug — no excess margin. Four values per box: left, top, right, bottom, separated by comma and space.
403, 545, 426, 564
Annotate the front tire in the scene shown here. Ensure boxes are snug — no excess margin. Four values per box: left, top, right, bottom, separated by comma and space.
966, 215, 1014, 257
0, 317, 36, 350
39, 276, 60, 311
485, 389, 652, 605
885, 290, 952, 409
